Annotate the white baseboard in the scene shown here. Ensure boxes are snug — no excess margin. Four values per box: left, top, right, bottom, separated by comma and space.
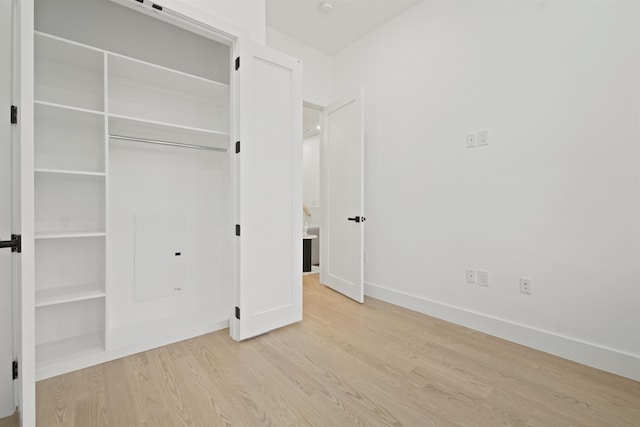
36, 319, 229, 381
364, 282, 640, 381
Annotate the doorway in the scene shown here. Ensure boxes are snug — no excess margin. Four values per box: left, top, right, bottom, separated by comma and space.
302, 103, 322, 275
302, 90, 365, 304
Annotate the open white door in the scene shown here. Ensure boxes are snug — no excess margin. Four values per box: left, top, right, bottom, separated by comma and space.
231, 41, 303, 341
15, 0, 36, 424
0, 0, 15, 417
321, 89, 365, 303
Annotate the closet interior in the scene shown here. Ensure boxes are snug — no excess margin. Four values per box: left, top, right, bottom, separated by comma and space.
33, 0, 234, 379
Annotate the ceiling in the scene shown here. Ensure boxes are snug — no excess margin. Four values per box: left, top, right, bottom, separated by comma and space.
266, 0, 421, 55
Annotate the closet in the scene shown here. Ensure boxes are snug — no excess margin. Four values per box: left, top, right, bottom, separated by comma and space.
21, 0, 302, 385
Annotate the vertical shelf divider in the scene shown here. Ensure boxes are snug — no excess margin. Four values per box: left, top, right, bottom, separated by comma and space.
103, 52, 110, 351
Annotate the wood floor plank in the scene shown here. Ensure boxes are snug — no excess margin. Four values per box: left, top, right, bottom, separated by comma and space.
28, 274, 640, 426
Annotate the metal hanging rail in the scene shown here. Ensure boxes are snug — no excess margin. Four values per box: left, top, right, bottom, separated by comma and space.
109, 134, 228, 153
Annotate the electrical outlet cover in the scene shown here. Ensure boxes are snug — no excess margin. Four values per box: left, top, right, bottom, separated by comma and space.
520, 277, 532, 295
478, 129, 489, 146
466, 132, 477, 148
478, 270, 489, 286
466, 269, 477, 284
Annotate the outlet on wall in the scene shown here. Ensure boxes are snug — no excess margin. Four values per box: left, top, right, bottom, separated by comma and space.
477, 270, 489, 286
466, 269, 477, 284
466, 132, 477, 148
467, 129, 489, 148
520, 277, 532, 295
478, 129, 489, 146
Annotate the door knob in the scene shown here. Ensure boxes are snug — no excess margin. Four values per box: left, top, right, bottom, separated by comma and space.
347, 216, 365, 223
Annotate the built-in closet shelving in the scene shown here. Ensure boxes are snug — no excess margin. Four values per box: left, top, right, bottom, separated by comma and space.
33, 29, 231, 372
34, 32, 107, 368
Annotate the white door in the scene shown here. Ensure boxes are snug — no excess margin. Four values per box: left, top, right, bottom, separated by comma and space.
321, 89, 365, 303
231, 41, 303, 341
0, 0, 15, 417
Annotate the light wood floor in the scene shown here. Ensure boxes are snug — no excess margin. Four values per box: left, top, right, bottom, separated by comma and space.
0, 411, 18, 427
5, 274, 640, 426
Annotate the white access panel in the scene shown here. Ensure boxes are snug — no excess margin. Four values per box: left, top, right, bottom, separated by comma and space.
134, 213, 186, 301
233, 41, 303, 340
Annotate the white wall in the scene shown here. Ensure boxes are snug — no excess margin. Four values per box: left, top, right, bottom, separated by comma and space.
266, 27, 332, 106
333, 0, 640, 379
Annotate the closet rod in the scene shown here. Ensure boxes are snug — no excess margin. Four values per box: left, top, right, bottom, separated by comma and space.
109, 134, 227, 153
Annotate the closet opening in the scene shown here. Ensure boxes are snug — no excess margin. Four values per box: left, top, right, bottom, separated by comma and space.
32, 0, 236, 380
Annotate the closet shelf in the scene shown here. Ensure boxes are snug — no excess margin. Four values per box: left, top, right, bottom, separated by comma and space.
35, 283, 106, 308
34, 100, 104, 116
36, 332, 104, 367
35, 31, 105, 59
35, 168, 106, 177
108, 53, 229, 97
35, 232, 106, 240
109, 114, 229, 151
109, 114, 228, 136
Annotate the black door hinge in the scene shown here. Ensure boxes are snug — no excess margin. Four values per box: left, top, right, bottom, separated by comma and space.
235, 224, 240, 236
12, 360, 18, 380
235, 57, 240, 70
235, 141, 240, 153
235, 306, 240, 319
0, 234, 21, 253
10, 105, 17, 124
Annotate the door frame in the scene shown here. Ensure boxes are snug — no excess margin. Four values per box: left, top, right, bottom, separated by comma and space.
302, 101, 325, 276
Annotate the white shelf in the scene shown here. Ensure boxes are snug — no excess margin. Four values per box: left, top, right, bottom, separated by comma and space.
109, 114, 228, 137
35, 99, 105, 173
34, 31, 104, 54
35, 168, 106, 177
109, 114, 229, 151
35, 172, 105, 235
34, 99, 104, 116
35, 33, 104, 112
36, 283, 105, 308
36, 332, 104, 367
108, 52, 229, 96
35, 232, 106, 240
108, 53, 229, 132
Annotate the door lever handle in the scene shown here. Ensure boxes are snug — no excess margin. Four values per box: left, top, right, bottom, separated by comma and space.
0, 234, 21, 253
347, 216, 365, 223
